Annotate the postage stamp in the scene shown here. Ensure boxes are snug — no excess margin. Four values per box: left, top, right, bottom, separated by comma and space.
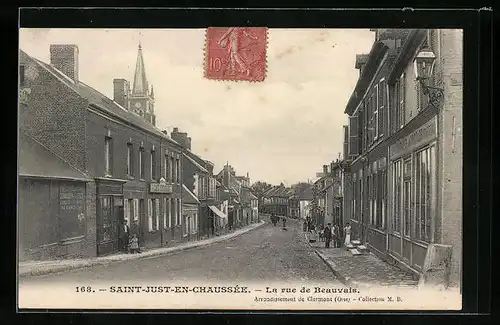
204, 27, 268, 82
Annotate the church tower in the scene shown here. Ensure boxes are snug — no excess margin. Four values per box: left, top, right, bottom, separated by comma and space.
129, 43, 156, 126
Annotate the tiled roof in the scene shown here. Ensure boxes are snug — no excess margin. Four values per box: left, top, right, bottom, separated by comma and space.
19, 132, 90, 181
24, 50, 181, 148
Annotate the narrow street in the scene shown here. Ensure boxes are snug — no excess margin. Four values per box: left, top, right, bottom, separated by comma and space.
19, 219, 340, 286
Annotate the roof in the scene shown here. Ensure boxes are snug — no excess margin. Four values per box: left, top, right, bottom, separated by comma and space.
182, 184, 200, 205
344, 41, 389, 115
183, 152, 209, 174
23, 50, 181, 148
19, 132, 90, 182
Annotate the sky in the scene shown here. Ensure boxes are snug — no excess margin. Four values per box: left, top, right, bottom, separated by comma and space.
19, 28, 374, 185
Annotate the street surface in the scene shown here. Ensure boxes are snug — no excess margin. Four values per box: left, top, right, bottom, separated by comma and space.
19, 219, 339, 285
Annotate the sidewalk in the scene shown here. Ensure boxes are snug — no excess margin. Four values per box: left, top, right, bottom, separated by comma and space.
304, 232, 418, 289
19, 221, 266, 278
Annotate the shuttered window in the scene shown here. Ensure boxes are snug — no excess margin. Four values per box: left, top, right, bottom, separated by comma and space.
348, 115, 359, 158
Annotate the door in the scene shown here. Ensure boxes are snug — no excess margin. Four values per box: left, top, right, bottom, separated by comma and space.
139, 199, 145, 245
97, 196, 122, 256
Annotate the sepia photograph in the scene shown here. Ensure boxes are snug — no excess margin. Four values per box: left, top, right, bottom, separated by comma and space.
17, 25, 463, 310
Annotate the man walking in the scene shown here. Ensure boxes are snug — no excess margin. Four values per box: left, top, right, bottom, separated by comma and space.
324, 223, 332, 248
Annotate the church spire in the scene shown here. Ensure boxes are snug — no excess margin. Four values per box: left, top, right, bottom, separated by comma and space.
132, 42, 148, 96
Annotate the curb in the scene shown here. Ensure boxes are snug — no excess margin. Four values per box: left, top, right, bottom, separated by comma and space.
20, 221, 267, 278
303, 232, 357, 288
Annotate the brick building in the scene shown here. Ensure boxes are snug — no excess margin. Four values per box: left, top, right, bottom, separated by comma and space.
343, 29, 462, 287
19, 43, 185, 258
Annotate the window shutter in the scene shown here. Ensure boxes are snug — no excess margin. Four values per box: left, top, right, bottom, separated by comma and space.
148, 199, 153, 231
168, 199, 172, 227
348, 115, 359, 158
399, 73, 405, 127
178, 199, 182, 225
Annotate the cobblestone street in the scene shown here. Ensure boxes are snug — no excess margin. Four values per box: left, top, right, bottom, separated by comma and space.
20, 219, 340, 286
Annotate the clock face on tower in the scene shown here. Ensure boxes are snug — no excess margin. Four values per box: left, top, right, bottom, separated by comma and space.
134, 102, 142, 109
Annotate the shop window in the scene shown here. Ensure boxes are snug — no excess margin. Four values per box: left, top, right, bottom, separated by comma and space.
393, 160, 402, 233
133, 199, 139, 221
155, 199, 160, 231
415, 146, 435, 242
403, 158, 412, 236
177, 199, 182, 225
163, 197, 167, 229
148, 199, 159, 232
125, 199, 133, 225
59, 182, 86, 240
104, 136, 113, 176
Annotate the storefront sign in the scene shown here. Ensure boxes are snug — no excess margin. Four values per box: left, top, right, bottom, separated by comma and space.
59, 184, 85, 212
150, 179, 173, 194
390, 117, 437, 159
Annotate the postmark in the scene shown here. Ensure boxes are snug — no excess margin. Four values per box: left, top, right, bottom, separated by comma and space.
204, 27, 268, 82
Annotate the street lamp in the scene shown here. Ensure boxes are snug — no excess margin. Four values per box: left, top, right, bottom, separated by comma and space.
413, 49, 444, 109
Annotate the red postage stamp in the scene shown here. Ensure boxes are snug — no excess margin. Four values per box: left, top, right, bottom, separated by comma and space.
204, 27, 268, 82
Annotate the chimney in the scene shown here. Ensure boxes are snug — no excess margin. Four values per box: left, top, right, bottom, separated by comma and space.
323, 165, 328, 175
113, 79, 130, 109
50, 44, 79, 82
187, 137, 192, 150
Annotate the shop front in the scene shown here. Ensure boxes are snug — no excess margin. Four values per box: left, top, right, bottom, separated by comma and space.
147, 179, 173, 247
388, 115, 437, 273
95, 178, 127, 256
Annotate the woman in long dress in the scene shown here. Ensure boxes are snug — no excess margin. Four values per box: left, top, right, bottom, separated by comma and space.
344, 222, 351, 246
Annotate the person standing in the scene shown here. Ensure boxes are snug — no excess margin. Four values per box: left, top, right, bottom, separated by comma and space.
282, 216, 287, 229
344, 222, 352, 247
324, 223, 332, 248
130, 219, 142, 248
118, 220, 130, 252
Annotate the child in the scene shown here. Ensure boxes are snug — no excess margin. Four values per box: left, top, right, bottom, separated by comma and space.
129, 234, 140, 254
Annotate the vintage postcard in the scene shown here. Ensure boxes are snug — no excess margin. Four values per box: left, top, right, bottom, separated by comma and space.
18, 27, 463, 310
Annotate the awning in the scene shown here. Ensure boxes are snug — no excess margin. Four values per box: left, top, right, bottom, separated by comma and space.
208, 205, 228, 220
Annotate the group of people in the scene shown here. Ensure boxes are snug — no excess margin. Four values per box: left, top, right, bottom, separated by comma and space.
304, 216, 352, 249
118, 220, 142, 254
270, 213, 287, 229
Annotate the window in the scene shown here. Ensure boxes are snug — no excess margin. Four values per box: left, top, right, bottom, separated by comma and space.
173, 199, 177, 226
139, 147, 145, 180
98, 197, 115, 243
133, 199, 139, 221
20, 65, 25, 87
176, 158, 181, 183
148, 199, 159, 232
374, 84, 379, 139
163, 154, 168, 179
155, 199, 160, 231
403, 158, 412, 236
393, 160, 402, 233
125, 199, 133, 225
378, 79, 386, 138
415, 146, 435, 242
168, 198, 172, 228
398, 73, 406, 128
148, 199, 153, 231
177, 198, 181, 225
127, 143, 134, 177
170, 156, 175, 183
163, 198, 167, 229
151, 149, 157, 181
104, 136, 113, 176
